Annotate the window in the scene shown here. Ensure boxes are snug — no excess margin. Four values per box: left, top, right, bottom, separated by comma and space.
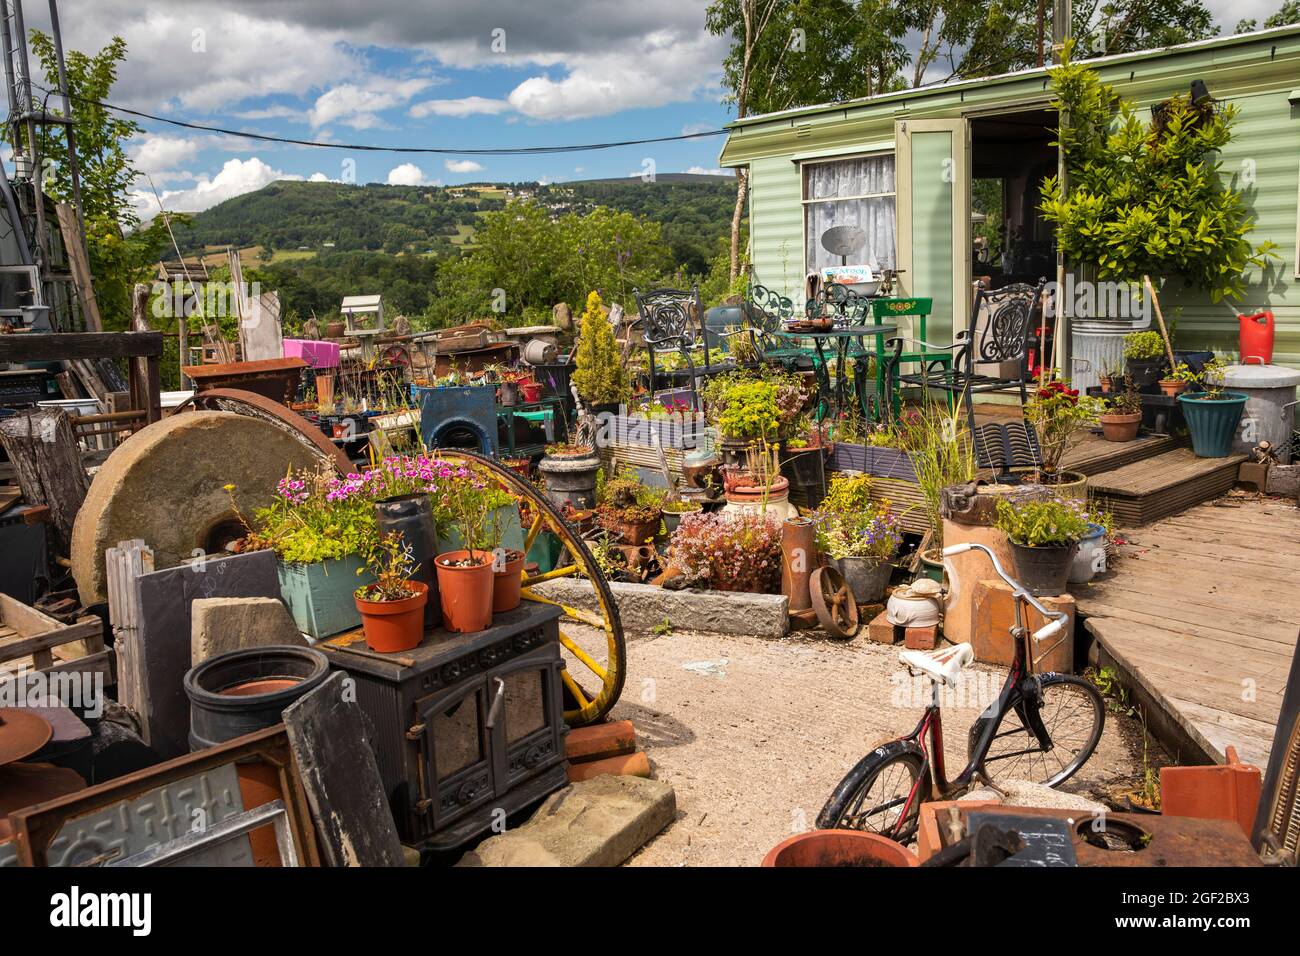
802, 154, 897, 277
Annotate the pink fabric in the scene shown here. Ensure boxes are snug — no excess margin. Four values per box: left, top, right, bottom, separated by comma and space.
283, 339, 340, 368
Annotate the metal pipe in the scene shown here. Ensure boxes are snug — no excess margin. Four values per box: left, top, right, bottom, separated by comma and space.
45, 0, 85, 230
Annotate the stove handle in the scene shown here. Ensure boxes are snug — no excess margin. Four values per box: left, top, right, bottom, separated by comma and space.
485, 677, 507, 730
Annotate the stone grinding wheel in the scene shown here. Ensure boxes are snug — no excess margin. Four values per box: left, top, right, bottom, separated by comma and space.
70, 410, 327, 605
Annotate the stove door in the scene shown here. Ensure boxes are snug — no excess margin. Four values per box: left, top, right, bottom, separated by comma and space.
489, 643, 566, 788
416, 676, 493, 833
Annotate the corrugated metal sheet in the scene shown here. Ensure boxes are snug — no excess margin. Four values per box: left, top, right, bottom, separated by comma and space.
727, 26, 1300, 370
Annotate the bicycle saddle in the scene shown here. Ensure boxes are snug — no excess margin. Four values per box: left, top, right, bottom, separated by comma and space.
899, 643, 974, 686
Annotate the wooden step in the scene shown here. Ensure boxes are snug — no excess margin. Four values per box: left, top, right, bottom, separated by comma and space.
1088, 448, 1246, 526
1062, 430, 1181, 477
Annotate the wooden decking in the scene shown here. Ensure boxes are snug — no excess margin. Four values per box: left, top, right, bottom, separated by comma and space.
1073, 498, 1299, 769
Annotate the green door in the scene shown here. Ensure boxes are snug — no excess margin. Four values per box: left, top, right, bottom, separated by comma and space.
895, 119, 970, 349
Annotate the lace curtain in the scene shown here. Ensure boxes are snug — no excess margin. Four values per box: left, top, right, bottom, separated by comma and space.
803, 155, 897, 276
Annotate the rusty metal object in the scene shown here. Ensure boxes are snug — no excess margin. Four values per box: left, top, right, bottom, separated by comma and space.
781, 517, 816, 613
0, 709, 53, 766
940, 480, 1050, 526
811, 566, 859, 639
176, 387, 353, 474
9, 725, 320, 867
1255, 637, 1300, 865
182, 357, 309, 405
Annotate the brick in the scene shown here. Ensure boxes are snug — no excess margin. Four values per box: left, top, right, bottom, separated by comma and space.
904, 625, 938, 650
867, 609, 900, 645
1237, 461, 1270, 493
567, 751, 651, 783
565, 720, 636, 764
970, 579, 1074, 673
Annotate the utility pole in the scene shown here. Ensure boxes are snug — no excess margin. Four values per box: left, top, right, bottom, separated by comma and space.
1051, 0, 1072, 378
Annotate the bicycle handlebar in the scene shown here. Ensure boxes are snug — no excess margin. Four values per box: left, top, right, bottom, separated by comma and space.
942, 542, 1070, 642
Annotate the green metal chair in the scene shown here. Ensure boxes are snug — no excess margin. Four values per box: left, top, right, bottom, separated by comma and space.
868, 296, 950, 416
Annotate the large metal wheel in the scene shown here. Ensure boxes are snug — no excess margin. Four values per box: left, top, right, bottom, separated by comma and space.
438, 450, 626, 727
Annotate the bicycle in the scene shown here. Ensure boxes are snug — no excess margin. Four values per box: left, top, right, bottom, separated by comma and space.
817, 542, 1106, 843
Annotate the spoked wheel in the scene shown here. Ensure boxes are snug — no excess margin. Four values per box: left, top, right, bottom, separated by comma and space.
438, 451, 626, 728
980, 674, 1105, 787
811, 566, 859, 639
817, 750, 927, 843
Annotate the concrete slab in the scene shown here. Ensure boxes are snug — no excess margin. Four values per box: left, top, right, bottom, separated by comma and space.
455, 774, 676, 867
533, 578, 788, 638
192, 596, 306, 664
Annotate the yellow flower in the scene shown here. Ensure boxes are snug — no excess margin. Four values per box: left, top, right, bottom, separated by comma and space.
223, 483, 236, 492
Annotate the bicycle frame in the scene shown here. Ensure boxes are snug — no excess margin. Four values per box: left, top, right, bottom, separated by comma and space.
893, 592, 1057, 826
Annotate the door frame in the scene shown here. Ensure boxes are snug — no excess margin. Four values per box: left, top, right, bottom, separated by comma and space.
895, 118, 971, 346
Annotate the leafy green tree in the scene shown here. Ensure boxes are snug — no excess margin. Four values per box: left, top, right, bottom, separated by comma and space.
1038, 49, 1276, 301
1235, 0, 1300, 32
23, 32, 175, 329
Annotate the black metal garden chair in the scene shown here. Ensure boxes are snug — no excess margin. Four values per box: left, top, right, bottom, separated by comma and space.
633, 285, 712, 409
885, 279, 1049, 474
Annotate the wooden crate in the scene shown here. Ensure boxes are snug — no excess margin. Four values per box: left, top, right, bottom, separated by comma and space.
0, 593, 106, 677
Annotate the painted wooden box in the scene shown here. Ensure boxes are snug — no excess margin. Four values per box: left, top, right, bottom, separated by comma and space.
278, 555, 375, 640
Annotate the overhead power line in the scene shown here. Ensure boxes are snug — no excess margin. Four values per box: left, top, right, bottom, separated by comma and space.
34, 82, 730, 155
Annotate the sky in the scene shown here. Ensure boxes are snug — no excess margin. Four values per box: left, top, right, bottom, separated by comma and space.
13, 0, 1282, 219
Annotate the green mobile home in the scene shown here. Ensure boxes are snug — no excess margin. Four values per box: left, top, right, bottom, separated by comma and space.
719, 24, 1300, 383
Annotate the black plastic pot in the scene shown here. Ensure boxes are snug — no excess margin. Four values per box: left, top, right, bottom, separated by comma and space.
185, 646, 330, 751
376, 493, 442, 628
1009, 541, 1079, 596
780, 446, 828, 509
1125, 357, 1167, 389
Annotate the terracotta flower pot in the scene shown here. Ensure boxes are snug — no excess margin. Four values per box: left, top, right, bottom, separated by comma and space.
435, 550, 495, 633
355, 580, 429, 653
520, 382, 543, 403
1158, 379, 1186, 397
601, 511, 662, 546
762, 829, 920, 867
492, 549, 525, 613
1100, 411, 1141, 442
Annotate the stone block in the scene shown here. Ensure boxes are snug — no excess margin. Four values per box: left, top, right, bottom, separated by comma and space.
456, 774, 675, 867
533, 578, 788, 638
192, 596, 306, 664
970, 579, 1074, 673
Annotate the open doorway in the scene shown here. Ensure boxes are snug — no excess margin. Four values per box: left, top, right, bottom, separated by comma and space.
969, 109, 1058, 377
969, 109, 1057, 288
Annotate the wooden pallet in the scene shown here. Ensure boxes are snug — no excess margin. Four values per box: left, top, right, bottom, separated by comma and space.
1087, 448, 1247, 525
0, 593, 106, 677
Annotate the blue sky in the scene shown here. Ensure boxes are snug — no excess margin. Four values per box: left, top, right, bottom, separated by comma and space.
23, 0, 1271, 218
23, 0, 734, 218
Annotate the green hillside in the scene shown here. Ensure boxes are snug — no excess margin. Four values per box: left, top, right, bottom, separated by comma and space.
172, 174, 736, 274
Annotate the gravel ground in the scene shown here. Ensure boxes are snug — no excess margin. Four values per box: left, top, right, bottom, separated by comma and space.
599, 626, 1168, 867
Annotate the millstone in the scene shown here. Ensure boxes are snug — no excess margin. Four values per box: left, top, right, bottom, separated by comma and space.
71, 410, 326, 604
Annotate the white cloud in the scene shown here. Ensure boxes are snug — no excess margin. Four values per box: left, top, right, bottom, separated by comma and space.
308, 77, 436, 129
385, 162, 441, 186
410, 96, 511, 118
130, 134, 202, 176
309, 172, 336, 182
231, 105, 304, 121
133, 156, 296, 217
444, 159, 484, 173
686, 166, 728, 176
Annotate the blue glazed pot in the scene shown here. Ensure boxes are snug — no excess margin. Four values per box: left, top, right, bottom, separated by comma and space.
1177, 391, 1248, 458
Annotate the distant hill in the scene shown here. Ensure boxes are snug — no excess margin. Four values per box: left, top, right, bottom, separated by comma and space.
171, 174, 737, 276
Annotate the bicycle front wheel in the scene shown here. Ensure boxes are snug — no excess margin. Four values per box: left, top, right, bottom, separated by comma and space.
817, 749, 927, 843
982, 674, 1104, 788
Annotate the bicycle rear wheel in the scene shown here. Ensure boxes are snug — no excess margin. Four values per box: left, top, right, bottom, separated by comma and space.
981, 674, 1104, 787
817, 749, 927, 843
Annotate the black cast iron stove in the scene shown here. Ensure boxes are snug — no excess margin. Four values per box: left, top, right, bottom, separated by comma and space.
318, 602, 567, 850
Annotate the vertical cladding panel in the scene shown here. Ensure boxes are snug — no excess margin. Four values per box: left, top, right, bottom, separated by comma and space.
1162, 88, 1300, 368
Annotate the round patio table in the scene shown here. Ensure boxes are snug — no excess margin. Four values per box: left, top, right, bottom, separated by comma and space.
791, 323, 898, 424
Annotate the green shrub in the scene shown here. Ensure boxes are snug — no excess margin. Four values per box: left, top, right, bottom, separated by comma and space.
571, 290, 630, 406
1123, 330, 1165, 361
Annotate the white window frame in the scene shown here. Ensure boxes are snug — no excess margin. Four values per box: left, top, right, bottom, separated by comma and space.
799, 149, 898, 278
